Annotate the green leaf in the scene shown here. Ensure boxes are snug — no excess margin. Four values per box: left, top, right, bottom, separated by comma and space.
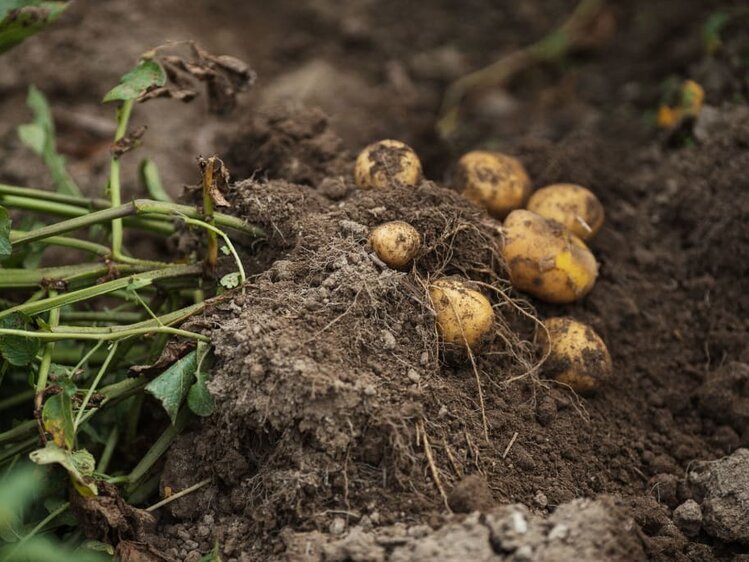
220, 272, 241, 289
0, 465, 41, 537
188, 371, 215, 417
0, 313, 40, 366
42, 392, 74, 449
0, 2, 68, 54
198, 543, 223, 562
0, 205, 11, 259
17, 85, 81, 196
29, 442, 97, 496
145, 350, 197, 424
1, 536, 111, 561
2, 217, 46, 269
78, 540, 114, 556
103, 59, 166, 103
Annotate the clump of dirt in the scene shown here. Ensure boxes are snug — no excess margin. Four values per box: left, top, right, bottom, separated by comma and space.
688, 448, 749, 544
222, 105, 351, 187
159, 173, 545, 558
281, 496, 646, 561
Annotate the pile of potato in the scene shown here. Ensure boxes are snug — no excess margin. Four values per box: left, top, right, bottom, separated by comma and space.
354, 140, 612, 394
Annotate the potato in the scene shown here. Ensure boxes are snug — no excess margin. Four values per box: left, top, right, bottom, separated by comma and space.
369, 221, 421, 270
429, 278, 494, 352
355, 139, 422, 189
501, 210, 597, 303
538, 317, 612, 394
526, 183, 604, 240
455, 151, 531, 218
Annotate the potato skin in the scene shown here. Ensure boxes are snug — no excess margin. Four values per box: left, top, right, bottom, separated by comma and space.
355, 139, 422, 189
501, 210, 598, 304
538, 317, 612, 394
455, 151, 531, 218
429, 278, 494, 352
369, 221, 422, 270
527, 184, 604, 240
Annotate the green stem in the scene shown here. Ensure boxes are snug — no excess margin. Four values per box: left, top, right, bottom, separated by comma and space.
0, 194, 94, 218
7, 501, 70, 558
0, 263, 155, 289
182, 216, 246, 287
110, 100, 134, 258
10, 199, 264, 247
0, 389, 34, 412
0, 325, 208, 343
125, 394, 143, 448
74, 342, 118, 430
35, 290, 60, 395
60, 311, 144, 323
10, 230, 111, 257
0, 186, 173, 235
0, 263, 201, 319
0, 183, 110, 210
0, 420, 36, 446
126, 408, 190, 492
97, 425, 119, 473
0, 436, 37, 465
54, 301, 205, 335
52, 343, 144, 366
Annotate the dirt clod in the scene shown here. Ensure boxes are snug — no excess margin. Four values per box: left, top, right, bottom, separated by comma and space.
689, 448, 749, 544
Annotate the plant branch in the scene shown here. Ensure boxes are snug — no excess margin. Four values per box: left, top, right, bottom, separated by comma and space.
74, 342, 118, 430
0, 263, 202, 319
109, 99, 134, 258
10, 199, 264, 247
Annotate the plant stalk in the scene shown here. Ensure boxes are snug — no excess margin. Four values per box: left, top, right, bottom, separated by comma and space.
110, 99, 134, 259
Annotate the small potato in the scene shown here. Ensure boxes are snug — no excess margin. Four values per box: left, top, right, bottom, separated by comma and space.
369, 221, 421, 270
355, 139, 422, 189
429, 278, 494, 352
501, 210, 597, 304
538, 317, 612, 394
455, 151, 531, 218
526, 184, 604, 240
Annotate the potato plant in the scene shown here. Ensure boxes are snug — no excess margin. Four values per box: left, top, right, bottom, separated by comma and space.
0, 42, 260, 559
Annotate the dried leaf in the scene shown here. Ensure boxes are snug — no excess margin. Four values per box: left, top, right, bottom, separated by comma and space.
70, 481, 156, 547
199, 155, 231, 207
110, 125, 147, 157
129, 339, 194, 377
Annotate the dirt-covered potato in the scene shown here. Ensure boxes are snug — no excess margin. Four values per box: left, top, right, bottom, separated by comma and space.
428, 278, 494, 352
455, 151, 531, 218
526, 183, 604, 240
501, 210, 598, 303
355, 139, 422, 189
538, 317, 612, 394
369, 221, 421, 270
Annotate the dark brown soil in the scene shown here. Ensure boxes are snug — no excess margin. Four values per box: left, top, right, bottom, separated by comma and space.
2, 1, 749, 561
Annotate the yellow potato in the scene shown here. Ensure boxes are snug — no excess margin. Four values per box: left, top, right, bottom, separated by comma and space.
526, 184, 604, 240
369, 221, 421, 270
354, 139, 422, 189
429, 278, 494, 352
538, 317, 612, 394
455, 151, 531, 218
501, 210, 598, 303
